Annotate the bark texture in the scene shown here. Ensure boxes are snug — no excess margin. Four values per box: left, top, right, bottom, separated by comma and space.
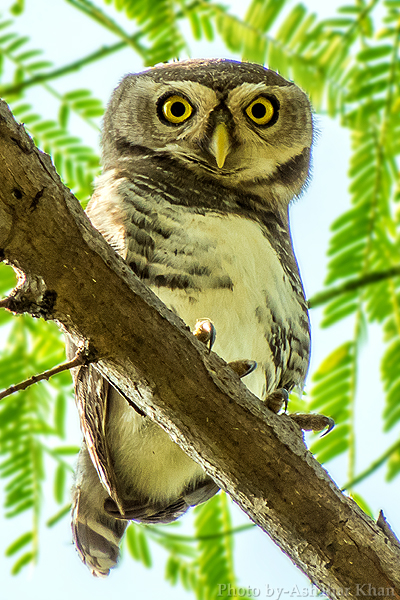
0, 99, 399, 599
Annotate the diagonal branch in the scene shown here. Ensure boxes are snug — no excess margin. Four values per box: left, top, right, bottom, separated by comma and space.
64, 0, 147, 52
341, 439, 400, 491
0, 99, 399, 599
0, 41, 126, 97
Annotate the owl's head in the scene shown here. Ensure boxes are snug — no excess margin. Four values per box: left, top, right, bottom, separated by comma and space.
102, 59, 313, 204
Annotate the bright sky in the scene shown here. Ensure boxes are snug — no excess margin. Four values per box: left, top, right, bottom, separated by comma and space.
0, 1, 398, 599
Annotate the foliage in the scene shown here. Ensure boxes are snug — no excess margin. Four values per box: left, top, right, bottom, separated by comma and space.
0, 268, 77, 574
0, 0, 399, 595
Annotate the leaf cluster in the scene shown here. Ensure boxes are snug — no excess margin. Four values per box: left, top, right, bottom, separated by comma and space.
301, 1, 400, 490
124, 493, 246, 599
0, 267, 78, 575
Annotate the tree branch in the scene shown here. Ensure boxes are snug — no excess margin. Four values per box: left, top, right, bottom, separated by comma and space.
147, 523, 256, 543
0, 41, 126, 97
0, 99, 399, 599
64, 0, 147, 54
341, 439, 400, 491
307, 266, 400, 309
0, 344, 90, 401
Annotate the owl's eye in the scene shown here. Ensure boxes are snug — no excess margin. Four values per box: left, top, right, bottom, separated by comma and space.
161, 95, 193, 124
245, 97, 275, 125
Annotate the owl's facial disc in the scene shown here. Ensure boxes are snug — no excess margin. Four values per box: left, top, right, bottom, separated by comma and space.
153, 84, 285, 178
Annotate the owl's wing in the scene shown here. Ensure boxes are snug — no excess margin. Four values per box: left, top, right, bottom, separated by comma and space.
66, 338, 125, 515
103, 478, 220, 524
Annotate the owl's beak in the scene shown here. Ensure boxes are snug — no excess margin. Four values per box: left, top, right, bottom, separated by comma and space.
209, 123, 230, 169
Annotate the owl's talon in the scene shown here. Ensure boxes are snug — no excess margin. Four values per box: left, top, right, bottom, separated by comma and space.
289, 413, 335, 435
320, 417, 335, 436
265, 388, 289, 414
228, 359, 257, 379
193, 319, 216, 351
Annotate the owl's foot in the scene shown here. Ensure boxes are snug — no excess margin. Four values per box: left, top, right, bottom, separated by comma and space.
289, 413, 335, 435
193, 318, 216, 352
266, 388, 289, 414
192, 320, 256, 379
265, 390, 334, 435
228, 359, 257, 379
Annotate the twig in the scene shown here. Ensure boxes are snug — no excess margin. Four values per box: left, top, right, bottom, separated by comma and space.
0, 41, 126, 97
0, 297, 11, 309
64, 0, 147, 54
0, 346, 90, 402
341, 439, 400, 491
308, 266, 400, 309
146, 522, 256, 542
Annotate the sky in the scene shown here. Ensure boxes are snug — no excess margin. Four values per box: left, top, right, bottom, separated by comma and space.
0, 0, 399, 599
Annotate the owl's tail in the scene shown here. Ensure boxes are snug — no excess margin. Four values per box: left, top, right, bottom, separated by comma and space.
71, 445, 127, 577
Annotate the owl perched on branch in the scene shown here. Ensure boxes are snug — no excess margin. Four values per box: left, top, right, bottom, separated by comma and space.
70, 58, 320, 576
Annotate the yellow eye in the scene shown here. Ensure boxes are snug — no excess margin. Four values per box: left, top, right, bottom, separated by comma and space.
245, 97, 274, 125
162, 95, 193, 124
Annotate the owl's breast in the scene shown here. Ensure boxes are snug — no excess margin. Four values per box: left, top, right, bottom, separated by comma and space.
129, 209, 309, 398
87, 174, 310, 398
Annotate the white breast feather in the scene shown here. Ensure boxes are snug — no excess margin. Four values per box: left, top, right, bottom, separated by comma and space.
108, 213, 299, 503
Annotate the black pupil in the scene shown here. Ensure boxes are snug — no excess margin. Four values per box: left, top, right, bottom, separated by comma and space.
171, 101, 186, 117
252, 103, 267, 119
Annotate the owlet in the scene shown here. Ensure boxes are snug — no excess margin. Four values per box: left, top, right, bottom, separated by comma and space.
69, 58, 314, 576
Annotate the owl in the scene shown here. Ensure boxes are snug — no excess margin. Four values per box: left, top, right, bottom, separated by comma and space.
70, 58, 313, 577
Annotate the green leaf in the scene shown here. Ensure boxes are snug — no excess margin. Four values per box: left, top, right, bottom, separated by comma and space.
58, 104, 70, 129
126, 524, 141, 560
244, 0, 286, 33
165, 555, 180, 585
52, 445, 80, 455
11, 551, 34, 575
201, 14, 214, 42
46, 504, 71, 527
357, 45, 392, 61
54, 393, 67, 438
349, 492, 374, 517
386, 447, 400, 481
10, 0, 25, 15
0, 264, 16, 295
6, 36, 28, 54
338, 5, 360, 13
5, 531, 33, 556
138, 529, 152, 568
311, 425, 350, 463
63, 89, 92, 101
26, 60, 52, 71
188, 10, 202, 40
276, 4, 307, 45
54, 464, 66, 504
5, 499, 34, 518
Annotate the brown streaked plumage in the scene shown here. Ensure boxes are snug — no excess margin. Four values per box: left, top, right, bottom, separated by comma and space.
70, 58, 313, 576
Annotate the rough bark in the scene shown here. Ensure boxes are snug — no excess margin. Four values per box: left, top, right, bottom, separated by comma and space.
0, 99, 399, 599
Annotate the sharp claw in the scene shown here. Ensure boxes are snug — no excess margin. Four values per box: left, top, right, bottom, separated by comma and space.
228, 359, 257, 378
193, 319, 216, 352
265, 388, 289, 414
289, 413, 335, 433
320, 417, 335, 437
281, 389, 289, 412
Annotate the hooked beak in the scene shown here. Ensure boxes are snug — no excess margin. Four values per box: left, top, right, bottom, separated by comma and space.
209, 123, 230, 169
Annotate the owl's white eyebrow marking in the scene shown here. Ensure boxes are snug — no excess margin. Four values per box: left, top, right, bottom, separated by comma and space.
227, 81, 276, 106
